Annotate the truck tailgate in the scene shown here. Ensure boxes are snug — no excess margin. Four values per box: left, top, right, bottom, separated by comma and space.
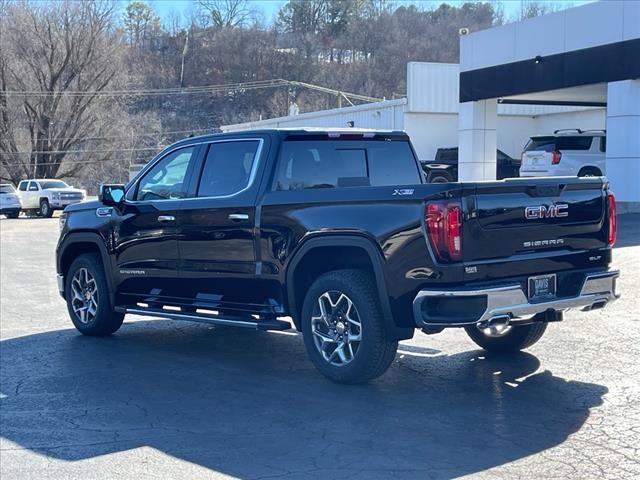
463, 177, 608, 262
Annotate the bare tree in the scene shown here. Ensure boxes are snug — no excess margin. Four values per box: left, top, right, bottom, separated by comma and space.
198, 0, 253, 28
0, 1, 127, 181
517, 1, 566, 21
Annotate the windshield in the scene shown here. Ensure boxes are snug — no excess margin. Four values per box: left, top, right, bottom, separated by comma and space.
39, 180, 69, 189
0, 184, 16, 193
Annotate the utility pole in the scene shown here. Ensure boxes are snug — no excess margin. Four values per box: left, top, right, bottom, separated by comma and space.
180, 30, 189, 88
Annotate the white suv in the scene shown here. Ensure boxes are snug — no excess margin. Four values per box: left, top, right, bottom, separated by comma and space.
520, 129, 606, 178
0, 184, 22, 219
17, 179, 86, 217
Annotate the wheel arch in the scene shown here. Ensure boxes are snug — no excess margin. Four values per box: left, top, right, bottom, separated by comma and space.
58, 232, 115, 300
285, 234, 413, 341
577, 165, 603, 177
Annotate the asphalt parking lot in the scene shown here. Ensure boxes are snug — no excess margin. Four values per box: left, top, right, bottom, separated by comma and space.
1, 214, 639, 479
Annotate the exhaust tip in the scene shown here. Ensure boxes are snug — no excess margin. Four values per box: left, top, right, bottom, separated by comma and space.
477, 315, 511, 330
584, 300, 607, 311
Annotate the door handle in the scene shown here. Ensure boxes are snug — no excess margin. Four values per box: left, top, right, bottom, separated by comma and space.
228, 213, 249, 221
157, 215, 175, 223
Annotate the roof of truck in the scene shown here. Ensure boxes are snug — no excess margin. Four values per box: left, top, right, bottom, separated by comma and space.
185, 127, 408, 142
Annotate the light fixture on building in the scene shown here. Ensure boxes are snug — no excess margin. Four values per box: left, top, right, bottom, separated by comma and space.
535, 55, 543, 64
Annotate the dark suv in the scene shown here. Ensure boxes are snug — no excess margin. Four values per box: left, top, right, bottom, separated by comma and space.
56, 129, 619, 383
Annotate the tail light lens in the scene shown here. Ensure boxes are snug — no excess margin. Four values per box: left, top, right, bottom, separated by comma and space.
426, 201, 462, 262
551, 150, 562, 164
607, 192, 617, 246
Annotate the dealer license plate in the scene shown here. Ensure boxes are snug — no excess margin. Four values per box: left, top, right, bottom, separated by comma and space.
528, 274, 556, 302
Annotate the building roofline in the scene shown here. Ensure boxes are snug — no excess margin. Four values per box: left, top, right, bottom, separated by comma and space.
222, 98, 407, 131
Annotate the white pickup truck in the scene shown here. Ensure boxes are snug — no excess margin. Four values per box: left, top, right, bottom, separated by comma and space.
17, 179, 86, 217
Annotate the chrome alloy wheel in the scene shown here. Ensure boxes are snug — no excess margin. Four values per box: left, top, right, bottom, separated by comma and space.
311, 291, 362, 366
478, 323, 512, 338
71, 268, 98, 324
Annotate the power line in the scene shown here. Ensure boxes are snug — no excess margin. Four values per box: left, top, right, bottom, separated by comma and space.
0, 147, 160, 156
16, 126, 215, 143
0, 78, 383, 103
0, 79, 290, 97
1, 159, 137, 167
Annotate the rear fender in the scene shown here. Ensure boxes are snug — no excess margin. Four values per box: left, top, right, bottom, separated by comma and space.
285, 234, 414, 341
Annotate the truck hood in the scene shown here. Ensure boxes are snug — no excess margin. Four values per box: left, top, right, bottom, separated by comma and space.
63, 199, 102, 212
47, 187, 85, 193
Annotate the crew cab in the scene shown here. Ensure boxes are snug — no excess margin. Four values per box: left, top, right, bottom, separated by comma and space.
56, 129, 619, 383
17, 179, 86, 217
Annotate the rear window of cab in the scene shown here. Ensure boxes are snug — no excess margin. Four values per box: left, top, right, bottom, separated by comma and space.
525, 136, 594, 152
274, 139, 423, 190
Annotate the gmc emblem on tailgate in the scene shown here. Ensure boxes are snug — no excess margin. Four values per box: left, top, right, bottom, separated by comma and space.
525, 204, 569, 220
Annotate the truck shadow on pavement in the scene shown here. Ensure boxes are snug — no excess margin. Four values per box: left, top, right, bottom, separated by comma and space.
1, 320, 607, 479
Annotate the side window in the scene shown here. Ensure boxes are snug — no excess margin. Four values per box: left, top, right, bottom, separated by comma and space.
556, 136, 593, 151
28, 181, 39, 191
275, 142, 367, 190
197, 141, 260, 197
367, 142, 422, 186
135, 147, 195, 201
18, 181, 28, 192
600, 137, 606, 153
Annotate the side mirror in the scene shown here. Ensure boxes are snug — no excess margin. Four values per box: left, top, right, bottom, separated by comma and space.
99, 184, 126, 206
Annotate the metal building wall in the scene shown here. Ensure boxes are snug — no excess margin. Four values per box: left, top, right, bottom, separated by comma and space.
221, 99, 407, 132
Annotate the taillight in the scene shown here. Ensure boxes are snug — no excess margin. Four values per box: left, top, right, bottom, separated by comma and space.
426, 201, 463, 262
608, 192, 617, 246
551, 150, 562, 164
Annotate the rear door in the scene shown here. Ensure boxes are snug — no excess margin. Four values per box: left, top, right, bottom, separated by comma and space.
26, 181, 40, 208
176, 137, 267, 315
17, 181, 29, 206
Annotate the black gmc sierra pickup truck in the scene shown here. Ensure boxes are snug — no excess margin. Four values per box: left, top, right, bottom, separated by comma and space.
56, 129, 619, 383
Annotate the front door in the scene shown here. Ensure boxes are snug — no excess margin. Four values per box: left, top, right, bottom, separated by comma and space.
177, 139, 267, 315
113, 145, 199, 306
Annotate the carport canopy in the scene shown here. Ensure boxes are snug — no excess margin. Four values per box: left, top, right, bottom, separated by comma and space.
457, 1, 640, 206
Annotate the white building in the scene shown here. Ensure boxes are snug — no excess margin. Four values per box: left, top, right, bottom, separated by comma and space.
222, 62, 604, 162
223, 1, 638, 209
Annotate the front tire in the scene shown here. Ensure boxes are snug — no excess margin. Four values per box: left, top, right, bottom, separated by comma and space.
65, 254, 124, 336
464, 322, 547, 352
39, 199, 53, 218
301, 269, 398, 384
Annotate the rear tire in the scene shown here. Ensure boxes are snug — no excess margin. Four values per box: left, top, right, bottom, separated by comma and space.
6, 211, 20, 219
65, 254, 124, 336
301, 269, 398, 384
578, 167, 602, 178
427, 170, 454, 183
464, 322, 547, 352
39, 199, 53, 218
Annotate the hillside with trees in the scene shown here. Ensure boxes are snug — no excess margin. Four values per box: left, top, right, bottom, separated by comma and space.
0, 0, 554, 190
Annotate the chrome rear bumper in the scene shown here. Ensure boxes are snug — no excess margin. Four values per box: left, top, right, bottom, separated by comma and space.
413, 270, 619, 328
